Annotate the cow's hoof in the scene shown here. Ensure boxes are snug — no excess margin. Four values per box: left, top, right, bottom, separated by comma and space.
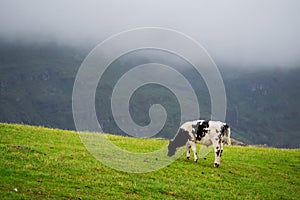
186, 156, 190, 160
194, 159, 198, 163
214, 163, 219, 168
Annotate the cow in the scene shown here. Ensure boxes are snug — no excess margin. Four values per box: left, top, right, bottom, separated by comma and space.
167, 120, 231, 167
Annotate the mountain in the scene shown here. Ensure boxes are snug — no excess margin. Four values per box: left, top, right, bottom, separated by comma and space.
223, 67, 300, 147
0, 41, 299, 147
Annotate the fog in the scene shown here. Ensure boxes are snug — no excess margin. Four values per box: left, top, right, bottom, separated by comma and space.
0, 0, 299, 68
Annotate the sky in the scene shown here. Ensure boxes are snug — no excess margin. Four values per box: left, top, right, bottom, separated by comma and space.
0, 0, 299, 68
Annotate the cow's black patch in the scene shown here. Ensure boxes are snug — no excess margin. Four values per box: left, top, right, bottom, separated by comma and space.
195, 120, 209, 141
216, 149, 221, 157
221, 124, 229, 136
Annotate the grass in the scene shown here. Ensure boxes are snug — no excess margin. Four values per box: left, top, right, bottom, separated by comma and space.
0, 123, 299, 199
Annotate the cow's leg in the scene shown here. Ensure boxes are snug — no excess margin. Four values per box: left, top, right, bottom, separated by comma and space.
220, 140, 224, 157
186, 141, 191, 159
213, 135, 222, 167
191, 142, 198, 162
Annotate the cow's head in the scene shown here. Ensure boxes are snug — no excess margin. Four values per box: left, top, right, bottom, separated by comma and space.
167, 128, 190, 157
167, 139, 177, 157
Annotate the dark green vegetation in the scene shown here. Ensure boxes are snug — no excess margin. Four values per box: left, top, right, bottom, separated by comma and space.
0, 41, 300, 147
1, 123, 299, 199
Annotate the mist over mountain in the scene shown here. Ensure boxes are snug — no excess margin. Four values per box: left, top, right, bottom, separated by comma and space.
1, 0, 300, 69
1, 1, 300, 147
0, 41, 299, 148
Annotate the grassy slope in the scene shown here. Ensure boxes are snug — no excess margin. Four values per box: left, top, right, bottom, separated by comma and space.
0, 123, 299, 199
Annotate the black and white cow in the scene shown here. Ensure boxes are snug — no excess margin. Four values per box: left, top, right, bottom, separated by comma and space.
168, 120, 231, 167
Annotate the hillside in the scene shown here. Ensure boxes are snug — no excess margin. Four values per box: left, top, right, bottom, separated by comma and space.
0, 41, 300, 147
0, 123, 299, 199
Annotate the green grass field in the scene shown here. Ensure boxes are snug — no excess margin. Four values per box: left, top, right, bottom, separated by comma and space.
0, 123, 299, 199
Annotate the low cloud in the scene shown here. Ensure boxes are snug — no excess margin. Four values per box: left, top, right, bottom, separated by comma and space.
0, 0, 299, 68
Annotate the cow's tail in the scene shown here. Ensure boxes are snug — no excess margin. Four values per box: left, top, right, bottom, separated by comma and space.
227, 127, 231, 145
